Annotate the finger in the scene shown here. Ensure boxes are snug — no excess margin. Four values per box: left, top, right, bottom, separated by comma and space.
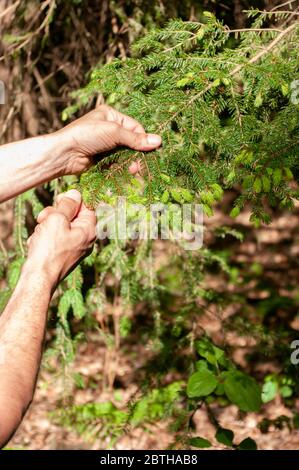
56, 189, 81, 204
72, 203, 96, 227
101, 106, 145, 133
37, 206, 56, 224
71, 203, 97, 240
117, 127, 162, 151
128, 160, 142, 175
115, 112, 145, 134
76, 202, 96, 223
55, 189, 82, 222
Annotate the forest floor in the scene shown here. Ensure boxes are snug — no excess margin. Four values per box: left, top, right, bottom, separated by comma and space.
6, 335, 299, 450
1, 195, 299, 450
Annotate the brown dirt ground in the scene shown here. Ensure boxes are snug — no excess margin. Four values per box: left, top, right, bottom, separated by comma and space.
7, 336, 299, 450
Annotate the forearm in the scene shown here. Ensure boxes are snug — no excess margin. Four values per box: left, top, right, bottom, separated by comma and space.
0, 133, 71, 203
0, 261, 54, 446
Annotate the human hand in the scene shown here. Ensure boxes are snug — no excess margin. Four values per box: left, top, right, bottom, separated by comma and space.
54, 105, 161, 175
26, 190, 96, 287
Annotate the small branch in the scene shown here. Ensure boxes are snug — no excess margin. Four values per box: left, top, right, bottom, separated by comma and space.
0, 0, 20, 20
226, 27, 283, 33
0, 0, 56, 62
0, 106, 16, 141
163, 31, 198, 54
237, 20, 298, 69
268, 10, 299, 16
271, 0, 298, 12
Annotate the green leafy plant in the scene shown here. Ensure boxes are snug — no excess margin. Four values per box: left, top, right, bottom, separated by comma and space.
187, 338, 261, 412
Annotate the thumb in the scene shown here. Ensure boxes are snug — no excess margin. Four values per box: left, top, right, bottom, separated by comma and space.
56, 189, 82, 222
117, 128, 162, 151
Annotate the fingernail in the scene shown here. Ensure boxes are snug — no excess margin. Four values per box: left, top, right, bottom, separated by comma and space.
63, 189, 82, 203
146, 134, 162, 146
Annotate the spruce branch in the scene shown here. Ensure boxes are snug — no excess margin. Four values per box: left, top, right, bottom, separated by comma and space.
77, 10, 299, 220
158, 20, 298, 133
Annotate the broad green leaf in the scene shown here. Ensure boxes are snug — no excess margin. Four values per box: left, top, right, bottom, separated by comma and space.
280, 385, 293, 398
187, 369, 218, 398
195, 360, 209, 371
215, 383, 225, 396
223, 370, 262, 412
189, 437, 212, 448
215, 427, 234, 446
293, 414, 299, 429
196, 338, 226, 366
237, 437, 257, 450
262, 380, 277, 403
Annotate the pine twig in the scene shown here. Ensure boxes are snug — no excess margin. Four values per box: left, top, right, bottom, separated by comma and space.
157, 20, 299, 133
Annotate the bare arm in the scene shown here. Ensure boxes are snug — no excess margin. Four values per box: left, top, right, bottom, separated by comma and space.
0, 106, 161, 203
0, 134, 71, 203
0, 263, 52, 446
0, 190, 96, 447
